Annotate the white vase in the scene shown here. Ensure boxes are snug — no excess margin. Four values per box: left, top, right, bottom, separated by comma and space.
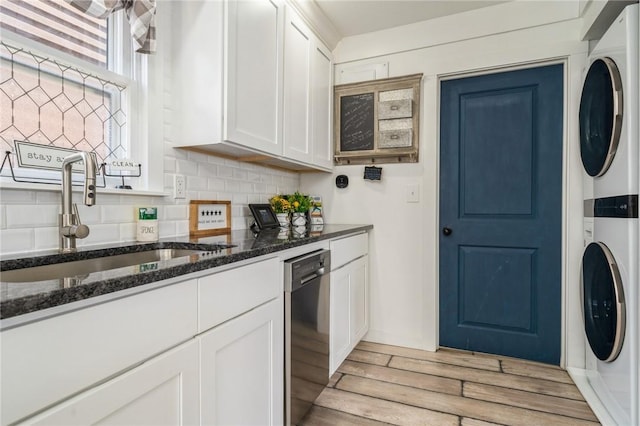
291, 212, 307, 227
276, 213, 290, 227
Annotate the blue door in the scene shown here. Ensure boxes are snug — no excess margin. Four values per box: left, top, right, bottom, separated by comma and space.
439, 64, 563, 364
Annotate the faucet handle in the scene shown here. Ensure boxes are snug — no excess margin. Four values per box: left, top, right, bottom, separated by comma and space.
72, 203, 81, 224
72, 203, 90, 239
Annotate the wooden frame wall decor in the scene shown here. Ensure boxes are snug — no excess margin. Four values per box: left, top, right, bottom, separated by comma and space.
334, 73, 423, 165
189, 200, 231, 237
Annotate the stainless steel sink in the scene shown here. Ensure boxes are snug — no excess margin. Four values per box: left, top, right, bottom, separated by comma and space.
1, 249, 208, 283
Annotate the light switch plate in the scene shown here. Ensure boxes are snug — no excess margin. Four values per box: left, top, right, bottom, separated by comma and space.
406, 183, 420, 203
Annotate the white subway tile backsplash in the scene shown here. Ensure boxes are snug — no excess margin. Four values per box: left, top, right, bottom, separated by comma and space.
164, 173, 175, 189
196, 191, 219, 200
253, 183, 267, 194
101, 205, 136, 223
187, 176, 208, 190
6, 205, 59, 227
34, 226, 59, 251
233, 169, 248, 180
232, 194, 248, 205
248, 194, 265, 204
164, 158, 176, 173
239, 182, 253, 193
176, 159, 194, 174
119, 222, 136, 242
96, 193, 122, 204
36, 191, 61, 204
217, 165, 233, 178
208, 178, 226, 191
78, 223, 120, 248
0, 189, 37, 203
176, 220, 189, 236
1, 228, 35, 254
247, 171, 265, 183
198, 164, 218, 178
187, 151, 210, 163
266, 184, 277, 194
77, 204, 102, 224
165, 204, 188, 220
158, 220, 177, 237
225, 180, 241, 193
206, 155, 226, 166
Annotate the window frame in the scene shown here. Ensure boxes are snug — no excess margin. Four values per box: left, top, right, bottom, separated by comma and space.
0, 9, 150, 190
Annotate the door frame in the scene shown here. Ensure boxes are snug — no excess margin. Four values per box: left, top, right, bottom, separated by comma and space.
435, 58, 574, 367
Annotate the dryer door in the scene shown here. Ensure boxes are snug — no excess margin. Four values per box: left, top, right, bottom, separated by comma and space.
579, 58, 623, 177
582, 242, 626, 361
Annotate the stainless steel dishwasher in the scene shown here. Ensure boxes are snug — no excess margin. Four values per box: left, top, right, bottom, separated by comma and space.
284, 249, 331, 426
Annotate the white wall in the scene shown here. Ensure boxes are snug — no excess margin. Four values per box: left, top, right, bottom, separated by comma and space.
0, 2, 300, 256
302, 2, 588, 367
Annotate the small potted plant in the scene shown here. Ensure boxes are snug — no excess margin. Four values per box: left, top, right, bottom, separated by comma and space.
287, 191, 312, 227
269, 195, 292, 227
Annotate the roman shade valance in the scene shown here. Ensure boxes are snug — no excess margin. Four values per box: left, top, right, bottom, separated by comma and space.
65, 0, 156, 54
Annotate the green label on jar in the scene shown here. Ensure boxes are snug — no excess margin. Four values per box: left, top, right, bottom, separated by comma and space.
138, 207, 157, 220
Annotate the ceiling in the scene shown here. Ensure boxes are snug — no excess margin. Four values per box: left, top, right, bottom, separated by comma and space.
314, 0, 510, 38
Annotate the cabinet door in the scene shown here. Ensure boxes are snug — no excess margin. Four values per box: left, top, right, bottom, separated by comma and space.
310, 41, 333, 169
330, 266, 351, 374
201, 296, 284, 426
350, 255, 369, 344
226, 0, 284, 155
1, 280, 198, 425
283, 9, 312, 163
330, 255, 369, 374
25, 341, 200, 425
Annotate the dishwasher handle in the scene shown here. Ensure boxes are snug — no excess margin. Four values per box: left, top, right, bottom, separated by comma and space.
299, 267, 326, 286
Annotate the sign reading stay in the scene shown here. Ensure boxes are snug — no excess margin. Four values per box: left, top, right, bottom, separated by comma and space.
15, 141, 100, 174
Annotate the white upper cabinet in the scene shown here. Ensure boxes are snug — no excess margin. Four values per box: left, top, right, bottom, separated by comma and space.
226, 0, 284, 154
310, 41, 333, 169
172, 0, 333, 171
283, 7, 334, 170
172, 0, 284, 157
283, 9, 312, 164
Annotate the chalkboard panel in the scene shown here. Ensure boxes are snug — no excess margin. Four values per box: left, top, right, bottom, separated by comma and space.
340, 93, 374, 152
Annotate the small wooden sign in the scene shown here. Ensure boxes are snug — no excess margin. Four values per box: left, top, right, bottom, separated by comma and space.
189, 200, 231, 237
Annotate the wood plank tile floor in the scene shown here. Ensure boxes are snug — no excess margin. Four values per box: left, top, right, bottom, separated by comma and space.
300, 341, 600, 426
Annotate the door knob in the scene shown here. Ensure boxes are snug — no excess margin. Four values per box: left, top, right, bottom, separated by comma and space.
442, 227, 452, 236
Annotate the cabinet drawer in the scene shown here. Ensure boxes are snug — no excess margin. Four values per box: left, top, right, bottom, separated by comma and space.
1, 280, 198, 425
330, 233, 368, 270
198, 257, 282, 332
379, 128, 412, 148
378, 99, 412, 119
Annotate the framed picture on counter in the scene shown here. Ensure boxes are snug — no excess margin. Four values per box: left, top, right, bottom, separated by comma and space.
249, 204, 280, 230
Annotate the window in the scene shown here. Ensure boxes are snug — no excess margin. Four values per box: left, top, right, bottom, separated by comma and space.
0, 0, 136, 180
1, 0, 108, 67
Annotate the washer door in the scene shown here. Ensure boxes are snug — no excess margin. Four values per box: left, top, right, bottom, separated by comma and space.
579, 58, 623, 177
582, 242, 626, 362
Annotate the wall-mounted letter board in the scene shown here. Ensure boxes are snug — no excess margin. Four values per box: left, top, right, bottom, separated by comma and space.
334, 73, 422, 165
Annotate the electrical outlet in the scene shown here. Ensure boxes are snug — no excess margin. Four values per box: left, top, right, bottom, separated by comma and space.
174, 174, 186, 199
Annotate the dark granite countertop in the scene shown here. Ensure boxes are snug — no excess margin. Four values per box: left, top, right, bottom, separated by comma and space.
0, 224, 372, 320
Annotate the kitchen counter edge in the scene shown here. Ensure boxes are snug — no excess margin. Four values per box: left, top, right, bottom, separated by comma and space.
0, 224, 372, 324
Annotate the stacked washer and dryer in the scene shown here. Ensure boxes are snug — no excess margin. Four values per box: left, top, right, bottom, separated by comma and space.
579, 4, 638, 426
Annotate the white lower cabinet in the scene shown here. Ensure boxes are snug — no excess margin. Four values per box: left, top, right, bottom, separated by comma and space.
200, 296, 284, 426
330, 255, 369, 374
25, 341, 200, 425
4, 257, 284, 426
